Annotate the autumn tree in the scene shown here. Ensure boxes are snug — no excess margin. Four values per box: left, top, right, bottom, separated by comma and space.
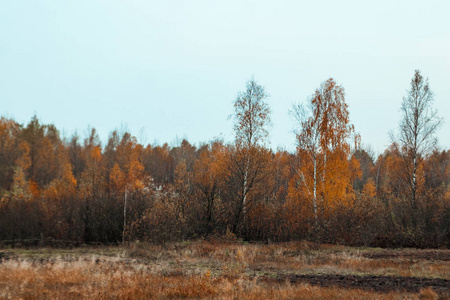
143, 143, 174, 186
171, 140, 197, 234
230, 78, 271, 235
392, 70, 442, 227
78, 128, 105, 242
20, 116, 65, 190
103, 131, 121, 177
0, 117, 22, 192
192, 140, 228, 234
79, 129, 103, 201
422, 150, 450, 242
0, 167, 40, 241
246, 149, 292, 241
371, 147, 402, 232
290, 78, 360, 231
369, 144, 444, 247
41, 161, 78, 240
352, 148, 375, 192
115, 132, 146, 242
68, 134, 86, 180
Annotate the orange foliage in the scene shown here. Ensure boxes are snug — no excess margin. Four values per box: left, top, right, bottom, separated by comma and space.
109, 163, 125, 194
15, 141, 31, 171
289, 78, 361, 229
362, 179, 376, 198
91, 146, 102, 163
11, 167, 32, 200
43, 163, 77, 200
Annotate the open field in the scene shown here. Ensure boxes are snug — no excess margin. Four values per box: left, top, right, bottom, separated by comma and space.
1, 240, 449, 299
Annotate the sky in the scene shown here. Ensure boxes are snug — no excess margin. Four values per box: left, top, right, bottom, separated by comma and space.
1, 1, 449, 155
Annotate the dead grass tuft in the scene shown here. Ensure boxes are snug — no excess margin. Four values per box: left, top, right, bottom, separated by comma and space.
419, 287, 439, 300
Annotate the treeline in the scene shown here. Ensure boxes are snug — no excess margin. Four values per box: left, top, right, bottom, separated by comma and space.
1, 71, 449, 247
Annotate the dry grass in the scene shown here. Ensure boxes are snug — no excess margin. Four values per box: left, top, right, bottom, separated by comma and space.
0, 240, 448, 299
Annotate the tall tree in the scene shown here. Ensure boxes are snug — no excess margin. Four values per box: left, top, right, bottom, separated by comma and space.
290, 78, 359, 230
233, 79, 271, 148
231, 78, 271, 234
79, 128, 104, 242
393, 70, 442, 226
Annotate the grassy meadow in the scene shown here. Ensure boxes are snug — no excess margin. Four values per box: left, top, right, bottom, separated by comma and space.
0, 239, 449, 299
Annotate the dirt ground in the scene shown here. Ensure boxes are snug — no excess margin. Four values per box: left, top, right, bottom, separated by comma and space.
263, 249, 450, 294
270, 273, 450, 293
362, 249, 450, 261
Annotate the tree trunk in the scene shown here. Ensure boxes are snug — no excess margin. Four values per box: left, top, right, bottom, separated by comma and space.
122, 188, 127, 244
411, 154, 417, 228
313, 153, 318, 230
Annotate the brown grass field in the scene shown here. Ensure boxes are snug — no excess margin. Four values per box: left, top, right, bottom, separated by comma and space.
0, 239, 449, 299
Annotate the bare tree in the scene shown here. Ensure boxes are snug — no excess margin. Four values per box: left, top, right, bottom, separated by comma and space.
231, 78, 271, 233
290, 102, 321, 228
394, 70, 442, 225
233, 78, 271, 149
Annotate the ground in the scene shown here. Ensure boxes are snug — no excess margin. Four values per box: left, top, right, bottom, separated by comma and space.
0, 239, 449, 299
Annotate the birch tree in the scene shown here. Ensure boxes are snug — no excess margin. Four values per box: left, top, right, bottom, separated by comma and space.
394, 70, 442, 227
231, 78, 271, 234
290, 78, 359, 231
290, 102, 321, 228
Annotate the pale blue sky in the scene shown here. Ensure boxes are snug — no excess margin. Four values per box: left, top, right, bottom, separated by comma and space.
1, 1, 449, 154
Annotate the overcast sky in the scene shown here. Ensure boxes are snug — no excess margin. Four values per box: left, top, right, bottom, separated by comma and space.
1, 1, 449, 154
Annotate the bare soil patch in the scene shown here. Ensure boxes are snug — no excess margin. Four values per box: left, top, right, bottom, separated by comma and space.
362, 249, 450, 261
269, 273, 450, 294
